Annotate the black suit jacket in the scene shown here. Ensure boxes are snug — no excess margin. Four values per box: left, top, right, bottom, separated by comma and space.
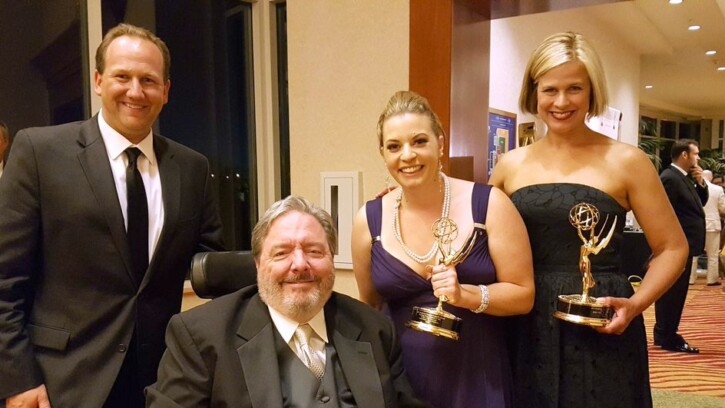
146, 288, 428, 408
0, 116, 224, 407
660, 165, 708, 255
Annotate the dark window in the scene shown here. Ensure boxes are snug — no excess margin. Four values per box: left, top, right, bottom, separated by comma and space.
678, 122, 700, 140
660, 120, 676, 139
106, 0, 260, 250
0, 0, 84, 132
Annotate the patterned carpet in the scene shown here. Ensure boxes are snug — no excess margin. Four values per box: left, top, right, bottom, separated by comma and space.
644, 281, 725, 398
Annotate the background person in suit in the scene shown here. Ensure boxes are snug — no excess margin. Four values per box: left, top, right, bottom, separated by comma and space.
147, 196, 427, 408
655, 138, 707, 353
0, 121, 9, 178
0, 24, 224, 407
689, 170, 725, 286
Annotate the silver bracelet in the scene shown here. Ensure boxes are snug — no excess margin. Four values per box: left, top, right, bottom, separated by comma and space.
471, 285, 489, 314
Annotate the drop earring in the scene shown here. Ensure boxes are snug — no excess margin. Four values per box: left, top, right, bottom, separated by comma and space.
384, 163, 392, 192
438, 157, 444, 192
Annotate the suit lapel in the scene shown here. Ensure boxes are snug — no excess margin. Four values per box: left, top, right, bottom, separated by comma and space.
671, 166, 704, 210
142, 135, 180, 289
326, 297, 386, 408
76, 117, 136, 285
237, 295, 285, 408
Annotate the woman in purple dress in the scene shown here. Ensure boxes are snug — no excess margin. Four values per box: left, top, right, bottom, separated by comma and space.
351, 91, 534, 408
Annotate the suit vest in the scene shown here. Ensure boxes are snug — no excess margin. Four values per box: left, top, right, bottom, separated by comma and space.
274, 329, 357, 407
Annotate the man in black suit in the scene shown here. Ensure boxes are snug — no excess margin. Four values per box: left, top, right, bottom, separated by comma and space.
147, 196, 427, 408
0, 24, 224, 407
655, 138, 707, 353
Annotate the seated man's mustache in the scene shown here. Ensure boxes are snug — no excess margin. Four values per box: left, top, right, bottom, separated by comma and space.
282, 273, 318, 283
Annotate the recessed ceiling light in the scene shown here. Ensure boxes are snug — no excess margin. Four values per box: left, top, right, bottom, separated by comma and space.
669, 0, 683, 4
688, 25, 701, 31
718, 67, 725, 71
706, 50, 717, 56
645, 85, 654, 89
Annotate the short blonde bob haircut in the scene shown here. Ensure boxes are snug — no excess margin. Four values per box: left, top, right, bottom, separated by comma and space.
519, 32, 608, 118
376, 91, 445, 148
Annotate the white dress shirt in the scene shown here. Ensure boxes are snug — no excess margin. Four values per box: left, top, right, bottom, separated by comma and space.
670, 163, 688, 177
268, 305, 328, 365
98, 110, 164, 260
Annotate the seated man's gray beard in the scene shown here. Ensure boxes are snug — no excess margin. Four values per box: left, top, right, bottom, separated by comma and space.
259, 271, 336, 318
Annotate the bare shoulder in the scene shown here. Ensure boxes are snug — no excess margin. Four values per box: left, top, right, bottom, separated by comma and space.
488, 184, 510, 201
609, 141, 652, 168
353, 201, 368, 224
487, 185, 516, 212
498, 144, 532, 167
449, 176, 475, 191
601, 141, 659, 193
489, 144, 534, 189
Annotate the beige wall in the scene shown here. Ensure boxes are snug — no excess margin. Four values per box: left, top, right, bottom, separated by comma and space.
489, 3, 641, 146
287, 0, 410, 297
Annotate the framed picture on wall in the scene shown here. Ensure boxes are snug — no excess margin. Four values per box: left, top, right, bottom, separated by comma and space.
488, 108, 517, 178
518, 122, 535, 147
586, 106, 622, 140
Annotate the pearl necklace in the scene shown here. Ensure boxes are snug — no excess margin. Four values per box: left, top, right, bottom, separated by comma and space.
393, 173, 451, 264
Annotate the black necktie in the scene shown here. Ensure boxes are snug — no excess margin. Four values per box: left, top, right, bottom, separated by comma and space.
125, 147, 148, 284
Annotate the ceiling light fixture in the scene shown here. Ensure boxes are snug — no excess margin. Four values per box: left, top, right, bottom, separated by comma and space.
718, 67, 725, 71
688, 25, 701, 31
669, 0, 683, 4
706, 50, 717, 56
645, 85, 653, 89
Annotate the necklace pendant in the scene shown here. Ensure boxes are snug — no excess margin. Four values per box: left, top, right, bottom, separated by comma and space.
392, 173, 451, 264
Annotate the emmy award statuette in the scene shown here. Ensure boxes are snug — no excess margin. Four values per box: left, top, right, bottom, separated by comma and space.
553, 203, 617, 327
406, 217, 482, 341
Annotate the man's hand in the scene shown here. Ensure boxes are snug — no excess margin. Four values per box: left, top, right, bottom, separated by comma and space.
375, 186, 397, 199
6, 384, 51, 408
690, 165, 705, 186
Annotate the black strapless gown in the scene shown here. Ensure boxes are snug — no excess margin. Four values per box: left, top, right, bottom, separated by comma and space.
509, 183, 652, 408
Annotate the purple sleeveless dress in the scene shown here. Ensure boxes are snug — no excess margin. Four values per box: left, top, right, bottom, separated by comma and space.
366, 183, 512, 408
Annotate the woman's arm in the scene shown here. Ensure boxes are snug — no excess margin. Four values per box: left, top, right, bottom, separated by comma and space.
431, 187, 535, 315
351, 204, 384, 309
597, 148, 687, 335
481, 187, 535, 315
488, 153, 512, 191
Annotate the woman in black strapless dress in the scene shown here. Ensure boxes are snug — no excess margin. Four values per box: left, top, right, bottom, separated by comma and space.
490, 32, 687, 408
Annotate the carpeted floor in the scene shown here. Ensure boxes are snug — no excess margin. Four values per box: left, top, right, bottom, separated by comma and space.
652, 389, 725, 408
644, 279, 725, 406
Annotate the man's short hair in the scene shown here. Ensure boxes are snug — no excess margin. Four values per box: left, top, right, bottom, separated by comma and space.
251, 196, 337, 259
671, 138, 698, 160
95, 23, 171, 82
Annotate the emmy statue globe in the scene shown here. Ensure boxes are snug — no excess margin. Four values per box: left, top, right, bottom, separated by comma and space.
406, 217, 482, 341
553, 203, 617, 327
